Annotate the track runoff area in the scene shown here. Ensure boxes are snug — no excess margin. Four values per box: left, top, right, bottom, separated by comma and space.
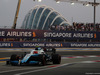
0, 48, 100, 75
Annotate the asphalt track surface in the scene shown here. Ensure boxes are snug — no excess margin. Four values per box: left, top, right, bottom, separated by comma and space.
0, 48, 100, 75
1, 48, 100, 58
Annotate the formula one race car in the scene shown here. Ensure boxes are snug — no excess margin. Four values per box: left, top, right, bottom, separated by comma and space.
6, 47, 61, 66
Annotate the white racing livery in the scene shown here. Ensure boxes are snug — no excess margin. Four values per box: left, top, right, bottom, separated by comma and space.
6, 47, 61, 66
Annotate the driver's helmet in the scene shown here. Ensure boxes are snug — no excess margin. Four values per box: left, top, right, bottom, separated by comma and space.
35, 47, 41, 50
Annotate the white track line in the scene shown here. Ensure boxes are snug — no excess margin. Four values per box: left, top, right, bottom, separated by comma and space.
62, 55, 100, 59
0, 66, 47, 74
14, 63, 75, 75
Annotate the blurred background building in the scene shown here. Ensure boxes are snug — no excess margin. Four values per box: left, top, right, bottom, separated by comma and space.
21, 5, 70, 30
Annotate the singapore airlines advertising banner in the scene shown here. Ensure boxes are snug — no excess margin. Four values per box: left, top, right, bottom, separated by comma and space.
0, 42, 100, 48
0, 29, 99, 39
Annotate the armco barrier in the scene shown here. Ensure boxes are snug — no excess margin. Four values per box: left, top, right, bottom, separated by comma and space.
0, 42, 100, 48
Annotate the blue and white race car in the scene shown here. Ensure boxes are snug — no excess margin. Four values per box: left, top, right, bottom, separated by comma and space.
6, 47, 61, 66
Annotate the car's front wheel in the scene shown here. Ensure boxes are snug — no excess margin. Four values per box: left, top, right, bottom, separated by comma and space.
39, 55, 46, 66
10, 54, 19, 66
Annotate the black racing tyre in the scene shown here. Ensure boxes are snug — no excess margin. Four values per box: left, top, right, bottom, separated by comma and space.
10, 54, 19, 61
39, 55, 46, 66
10, 54, 19, 66
52, 54, 61, 64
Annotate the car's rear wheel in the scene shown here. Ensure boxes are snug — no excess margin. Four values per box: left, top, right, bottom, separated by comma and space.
52, 54, 61, 64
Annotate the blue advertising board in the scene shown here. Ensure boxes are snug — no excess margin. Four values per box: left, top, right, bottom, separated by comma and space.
0, 42, 100, 48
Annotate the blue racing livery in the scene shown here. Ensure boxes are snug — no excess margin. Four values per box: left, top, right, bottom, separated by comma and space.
6, 47, 61, 66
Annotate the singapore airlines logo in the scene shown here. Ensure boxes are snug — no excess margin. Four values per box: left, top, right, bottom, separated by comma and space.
94, 33, 96, 38
32, 32, 36, 37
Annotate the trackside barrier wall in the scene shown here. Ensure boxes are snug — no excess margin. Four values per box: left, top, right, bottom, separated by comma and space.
0, 29, 100, 39
0, 29, 100, 48
0, 42, 100, 48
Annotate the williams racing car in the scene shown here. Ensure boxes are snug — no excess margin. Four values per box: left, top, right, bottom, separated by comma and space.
6, 47, 61, 66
